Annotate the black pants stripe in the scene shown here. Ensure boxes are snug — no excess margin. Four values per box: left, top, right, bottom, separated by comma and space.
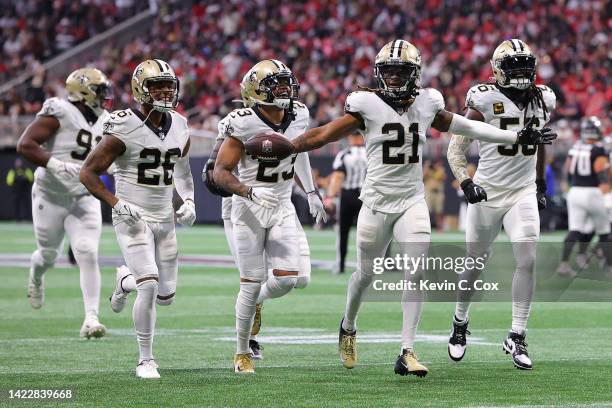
336, 188, 362, 273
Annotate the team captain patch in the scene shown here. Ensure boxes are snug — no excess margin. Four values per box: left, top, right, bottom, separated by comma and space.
493, 102, 505, 114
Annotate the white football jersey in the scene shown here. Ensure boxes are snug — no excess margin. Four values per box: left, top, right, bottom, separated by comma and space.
104, 108, 190, 223
216, 118, 239, 221
466, 84, 556, 202
344, 89, 444, 213
220, 102, 309, 227
34, 97, 108, 196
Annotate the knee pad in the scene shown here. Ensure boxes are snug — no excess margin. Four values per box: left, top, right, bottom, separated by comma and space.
240, 266, 267, 283
274, 274, 298, 290
157, 278, 176, 306
156, 292, 175, 306
39, 248, 59, 265
137, 278, 159, 295
71, 238, 98, 256
294, 275, 310, 289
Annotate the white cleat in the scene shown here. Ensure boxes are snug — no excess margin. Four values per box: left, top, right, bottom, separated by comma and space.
576, 253, 589, 270
110, 265, 131, 313
27, 275, 44, 309
80, 318, 107, 339
136, 360, 160, 379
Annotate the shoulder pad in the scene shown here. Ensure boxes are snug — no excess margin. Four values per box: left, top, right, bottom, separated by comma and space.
421, 87, 445, 112
37, 97, 65, 118
465, 84, 496, 111
103, 109, 134, 136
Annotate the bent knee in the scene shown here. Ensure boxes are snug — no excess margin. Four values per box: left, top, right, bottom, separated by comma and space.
39, 248, 59, 265
71, 238, 98, 256
156, 292, 175, 306
294, 275, 310, 289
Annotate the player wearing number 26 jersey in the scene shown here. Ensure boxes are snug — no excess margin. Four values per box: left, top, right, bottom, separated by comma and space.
17, 68, 112, 340
291, 39, 556, 378
447, 39, 557, 371
80, 59, 195, 379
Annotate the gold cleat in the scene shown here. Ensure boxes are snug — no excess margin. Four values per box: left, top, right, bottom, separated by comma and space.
234, 353, 255, 374
394, 349, 428, 377
339, 319, 357, 369
251, 304, 263, 336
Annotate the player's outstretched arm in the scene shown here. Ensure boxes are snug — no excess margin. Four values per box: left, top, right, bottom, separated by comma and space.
433, 110, 517, 144
294, 152, 327, 223
292, 114, 362, 153
80, 135, 126, 207
16, 116, 60, 166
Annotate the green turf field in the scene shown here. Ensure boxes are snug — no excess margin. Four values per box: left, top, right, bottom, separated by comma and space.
1, 222, 611, 407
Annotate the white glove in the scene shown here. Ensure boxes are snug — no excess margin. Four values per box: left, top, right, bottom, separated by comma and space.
46, 157, 81, 184
176, 199, 196, 227
112, 199, 142, 226
307, 191, 328, 223
247, 187, 278, 209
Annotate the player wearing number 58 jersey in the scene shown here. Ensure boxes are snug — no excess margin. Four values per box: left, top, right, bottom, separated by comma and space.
446, 39, 557, 370
17, 68, 112, 339
291, 39, 556, 378
80, 59, 195, 379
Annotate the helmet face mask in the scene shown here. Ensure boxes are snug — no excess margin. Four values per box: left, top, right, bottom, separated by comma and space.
375, 62, 420, 100
491, 39, 537, 90
580, 116, 603, 141
241, 60, 299, 109
132, 59, 179, 112
374, 40, 422, 100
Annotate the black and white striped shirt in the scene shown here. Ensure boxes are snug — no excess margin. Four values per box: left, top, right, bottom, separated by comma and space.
332, 145, 367, 190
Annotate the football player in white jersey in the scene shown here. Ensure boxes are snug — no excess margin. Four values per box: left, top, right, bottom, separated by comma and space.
213, 59, 326, 373
446, 39, 557, 370
204, 123, 318, 361
291, 39, 556, 377
80, 59, 195, 379
17, 68, 112, 339
556, 116, 611, 277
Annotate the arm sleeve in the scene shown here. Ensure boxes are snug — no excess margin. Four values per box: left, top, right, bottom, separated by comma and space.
448, 113, 517, 144
174, 155, 194, 202
446, 134, 473, 183
293, 152, 316, 193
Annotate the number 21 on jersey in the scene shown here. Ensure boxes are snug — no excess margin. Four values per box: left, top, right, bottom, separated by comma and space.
381, 123, 420, 165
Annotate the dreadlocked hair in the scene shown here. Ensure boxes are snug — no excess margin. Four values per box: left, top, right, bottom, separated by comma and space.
524, 84, 549, 122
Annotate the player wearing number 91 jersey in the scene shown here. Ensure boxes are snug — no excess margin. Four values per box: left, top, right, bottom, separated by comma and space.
291, 39, 556, 378
17, 67, 112, 340
80, 59, 195, 379
446, 39, 557, 371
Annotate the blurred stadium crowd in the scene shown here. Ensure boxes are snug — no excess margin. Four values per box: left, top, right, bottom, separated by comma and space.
1, 0, 609, 136
0, 0, 609, 229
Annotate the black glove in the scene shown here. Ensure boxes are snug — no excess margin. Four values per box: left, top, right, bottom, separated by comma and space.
460, 178, 487, 204
517, 117, 557, 145
536, 179, 547, 210
202, 160, 232, 197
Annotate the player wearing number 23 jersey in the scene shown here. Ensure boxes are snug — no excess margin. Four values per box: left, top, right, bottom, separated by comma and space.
17, 68, 112, 340
80, 59, 196, 379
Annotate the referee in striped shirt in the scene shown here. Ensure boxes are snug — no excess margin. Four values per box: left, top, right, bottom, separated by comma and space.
325, 133, 367, 274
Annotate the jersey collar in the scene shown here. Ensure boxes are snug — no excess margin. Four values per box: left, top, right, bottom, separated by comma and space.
253, 106, 293, 133
374, 92, 414, 115
70, 101, 98, 125
131, 108, 173, 140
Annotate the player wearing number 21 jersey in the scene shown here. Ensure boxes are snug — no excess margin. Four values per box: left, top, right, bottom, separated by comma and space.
17, 68, 112, 340
291, 39, 556, 378
446, 39, 557, 370
80, 59, 196, 379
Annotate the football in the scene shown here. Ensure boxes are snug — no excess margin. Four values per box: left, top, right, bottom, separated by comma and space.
244, 131, 295, 161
